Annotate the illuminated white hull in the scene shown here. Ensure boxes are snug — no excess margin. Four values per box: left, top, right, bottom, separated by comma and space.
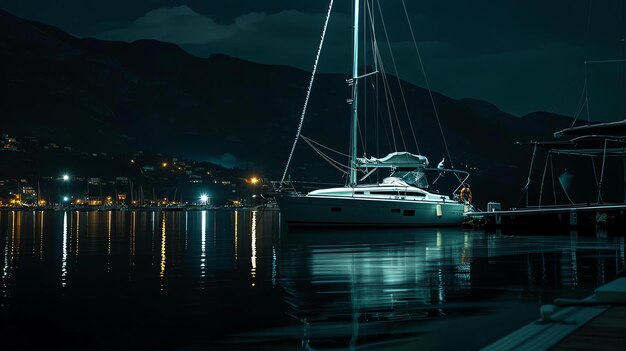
276, 186, 466, 227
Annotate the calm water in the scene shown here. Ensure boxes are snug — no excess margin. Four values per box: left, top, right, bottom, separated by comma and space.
1, 210, 625, 350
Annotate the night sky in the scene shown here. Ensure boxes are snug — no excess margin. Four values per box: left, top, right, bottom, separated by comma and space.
2, 0, 625, 120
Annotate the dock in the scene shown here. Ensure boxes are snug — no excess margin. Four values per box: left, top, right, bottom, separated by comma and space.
482, 278, 626, 350
554, 306, 626, 350
466, 204, 626, 231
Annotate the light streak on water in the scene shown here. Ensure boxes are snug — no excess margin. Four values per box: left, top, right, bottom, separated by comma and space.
61, 212, 68, 288
200, 211, 206, 278
251, 211, 257, 287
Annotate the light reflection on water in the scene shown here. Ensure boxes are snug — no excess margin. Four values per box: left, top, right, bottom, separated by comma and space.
251, 211, 257, 287
61, 212, 67, 288
0, 210, 624, 350
200, 210, 206, 279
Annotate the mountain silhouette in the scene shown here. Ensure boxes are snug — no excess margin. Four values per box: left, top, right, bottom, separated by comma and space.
2, 9, 591, 207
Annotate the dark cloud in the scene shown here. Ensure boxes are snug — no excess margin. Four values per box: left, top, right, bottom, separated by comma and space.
94, 5, 355, 73
97, 5, 267, 44
1, 0, 624, 119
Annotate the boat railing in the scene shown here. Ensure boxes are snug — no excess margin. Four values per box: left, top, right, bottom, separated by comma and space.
269, 181, 345, 195
422, 167, 470, 196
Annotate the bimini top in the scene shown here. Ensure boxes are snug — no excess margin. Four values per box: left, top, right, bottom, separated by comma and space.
554, 119, 626, 138
533, 135, 626, 156
356, 152, 429, 169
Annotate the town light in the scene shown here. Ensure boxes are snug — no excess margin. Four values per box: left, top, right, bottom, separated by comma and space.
162, 162, 168, 167
62, 174, 70, 181
249, 177, 260, 185
63, 196, 69, 202
200, 194, 209, 204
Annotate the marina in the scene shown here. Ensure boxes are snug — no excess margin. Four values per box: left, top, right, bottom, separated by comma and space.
1, 0, 625, 349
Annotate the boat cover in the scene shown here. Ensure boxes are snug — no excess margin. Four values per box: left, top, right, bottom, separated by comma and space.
356, 152, 429, 168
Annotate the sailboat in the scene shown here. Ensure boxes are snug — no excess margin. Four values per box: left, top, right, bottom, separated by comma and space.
274, 0, 472, 227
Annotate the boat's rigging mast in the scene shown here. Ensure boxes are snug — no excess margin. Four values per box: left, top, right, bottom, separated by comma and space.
349, 0, 361, 186
280, 0, 459, 186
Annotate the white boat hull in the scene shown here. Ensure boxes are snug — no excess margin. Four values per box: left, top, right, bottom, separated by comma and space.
276, 195, 466, 227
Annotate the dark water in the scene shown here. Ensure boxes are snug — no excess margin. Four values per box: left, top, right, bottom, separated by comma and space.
0, 210, 624, 350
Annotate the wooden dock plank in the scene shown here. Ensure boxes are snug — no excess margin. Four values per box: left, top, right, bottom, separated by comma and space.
554, 335, 626, 351
553, 307, 626, 350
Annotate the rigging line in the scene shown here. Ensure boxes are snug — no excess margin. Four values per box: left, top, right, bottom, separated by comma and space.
400, 0, 454, 168
375, 49, 399, 151
374, 0, 419, 154
368, 7, 401, 160
303, 139, 350, 169
372, 1, 408, 151
585, 63, 591, 123
571, 79, 587, 126
357, 114, 366, 156
366, 2, 398, 152
372, 1, 381, 182
372, 39, 406, 152
365, 1, 380, 75
378, 58, 405, 150
574, 98, 588, 122
523, 142, 538, 208
597, 139, 608, 203
280, 0, 335, 183
583, 0, 592, 126
590, 154, 600, 189
301, 138, 351, 169
363, 0, 367, 157
539, 152, 550, 207
300, 135, 351, 157
302, 137, 350, 174
550, 153, 557, 205
365, 1, 392, 155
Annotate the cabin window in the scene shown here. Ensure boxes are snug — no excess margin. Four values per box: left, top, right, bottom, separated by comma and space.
331, 207, 342, 212
391, 209, 401, 213
403, 209, 415, 216
355, 191, 364, 195
405, 192, 425, 197
371, 191, 400, 196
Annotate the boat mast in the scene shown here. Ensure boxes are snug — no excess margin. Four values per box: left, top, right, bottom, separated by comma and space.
349, 0, 360, 186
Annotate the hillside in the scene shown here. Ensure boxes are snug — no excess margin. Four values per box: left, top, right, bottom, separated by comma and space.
1, 9, 588, 207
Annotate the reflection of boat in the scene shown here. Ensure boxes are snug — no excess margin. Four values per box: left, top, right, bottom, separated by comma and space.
275, 1, 471, 227
276, 228, 474, 346
274, 228, 626, 349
